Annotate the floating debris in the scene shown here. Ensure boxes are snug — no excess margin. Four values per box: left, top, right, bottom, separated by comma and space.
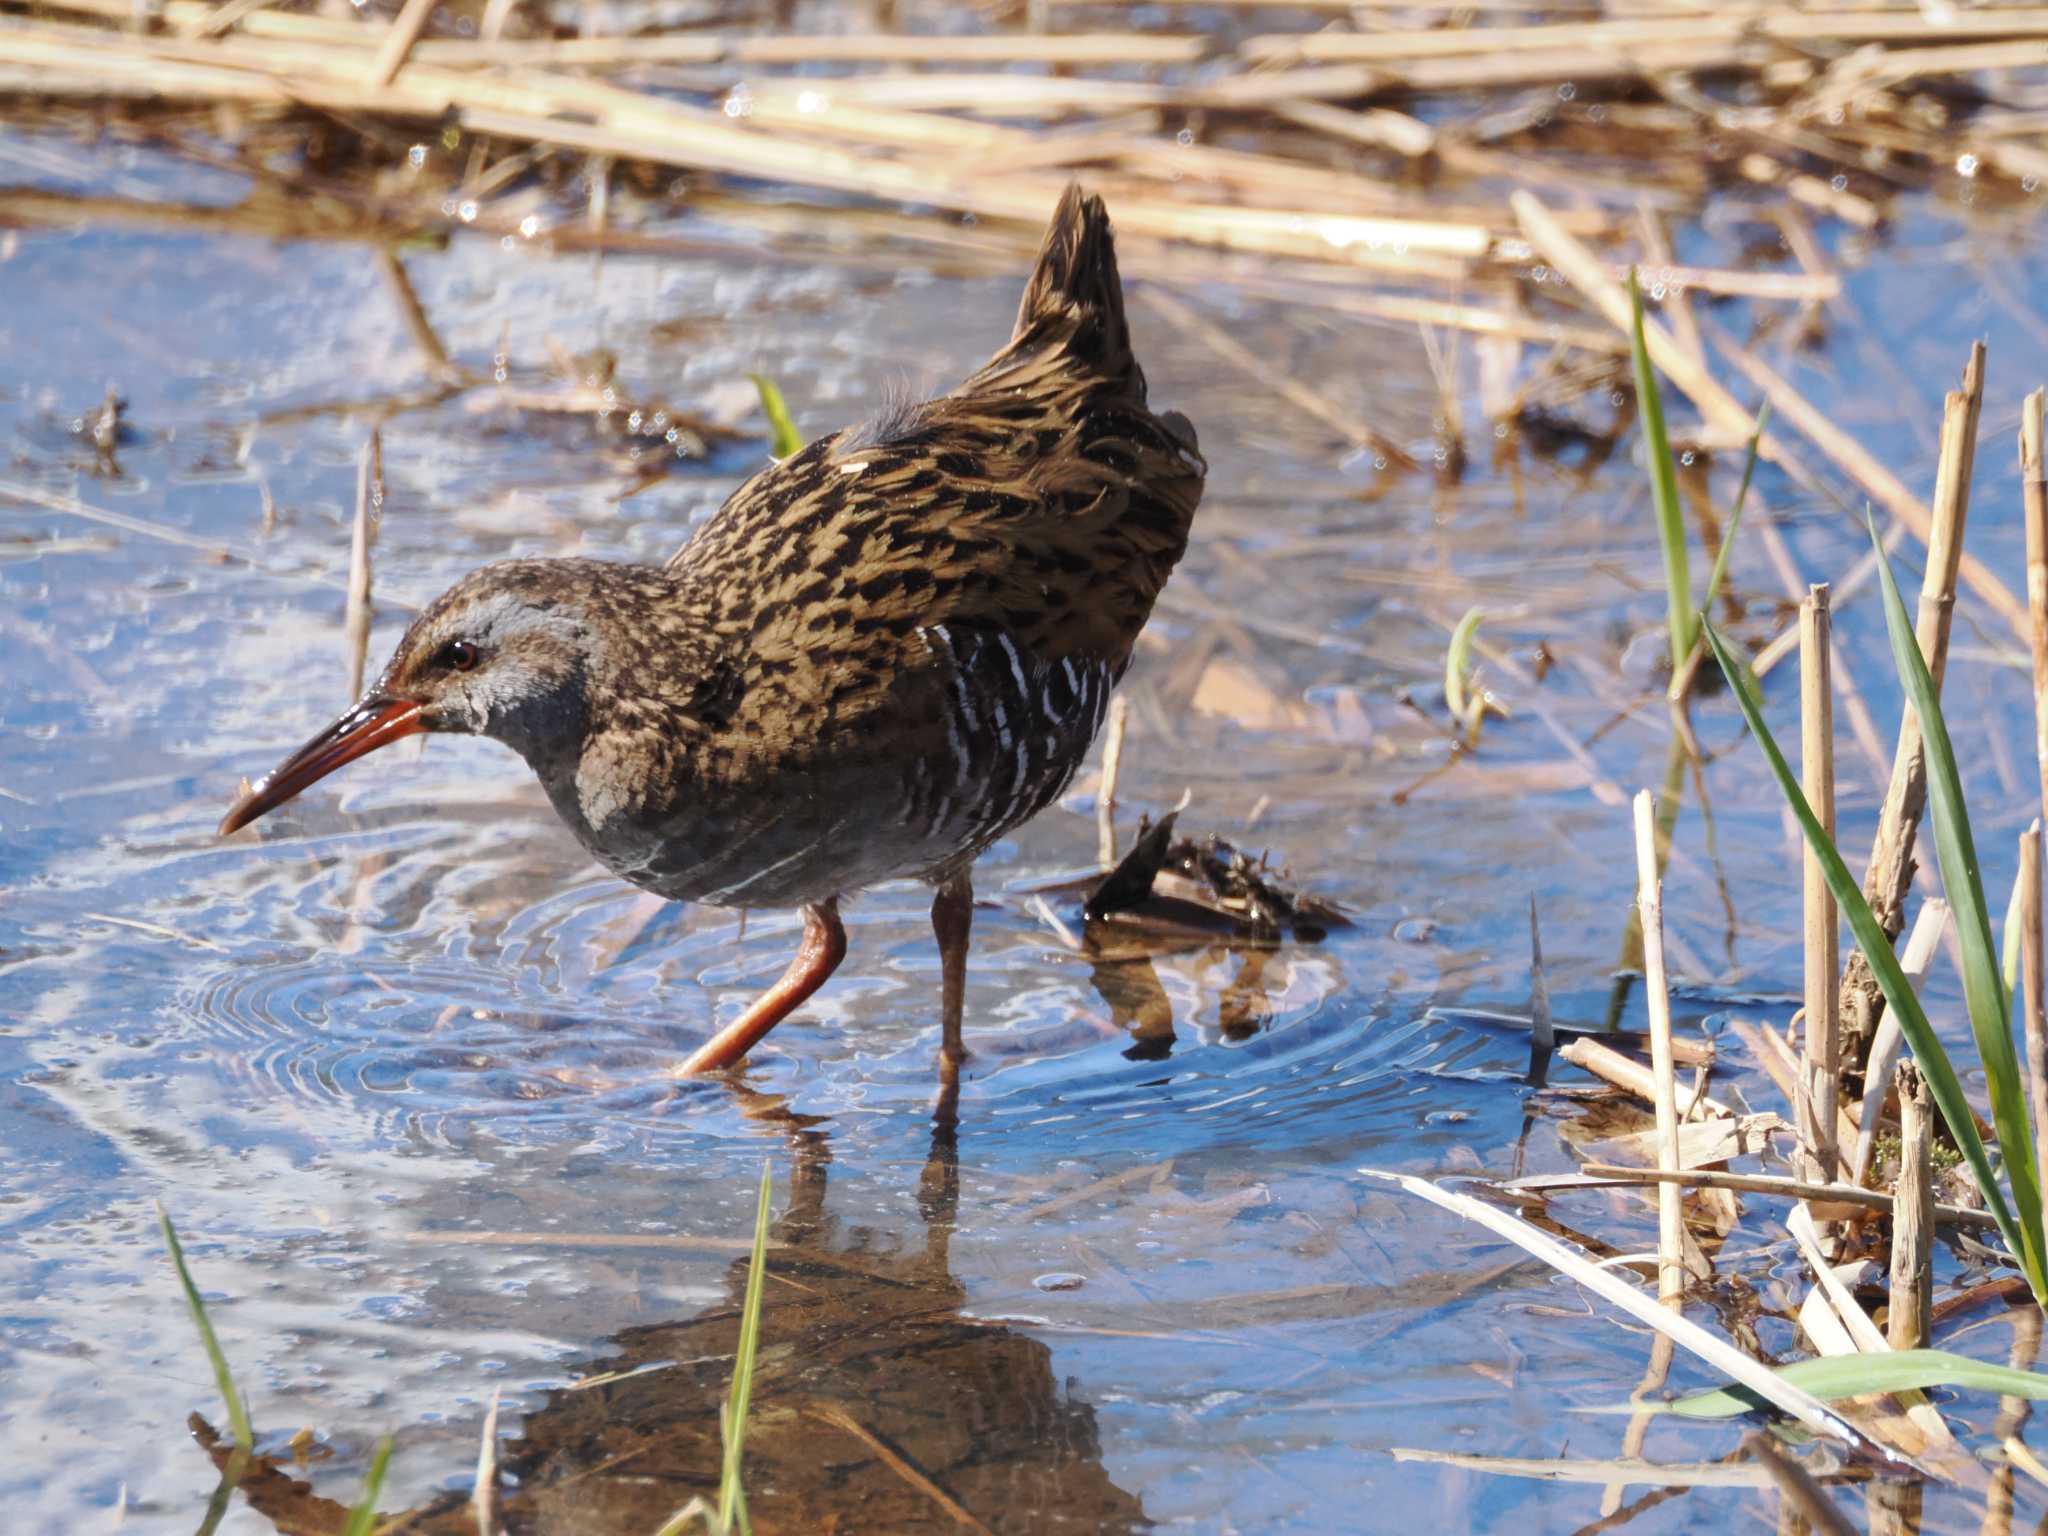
1082, 813, 1345, 945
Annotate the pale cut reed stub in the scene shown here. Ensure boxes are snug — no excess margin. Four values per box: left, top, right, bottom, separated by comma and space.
1888, 1063, 1934, 1351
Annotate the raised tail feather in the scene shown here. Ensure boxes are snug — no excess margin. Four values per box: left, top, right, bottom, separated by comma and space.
1008, 184, 1135, 387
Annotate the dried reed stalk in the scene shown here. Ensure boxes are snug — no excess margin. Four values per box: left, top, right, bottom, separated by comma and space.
1801, 584, 1840, 1184
1267, 98, 1436, 157
186, 0, 282, 37
1391, 1448, 1777, 1489
1803, 37, 2048, 113
1247, 10, 2048, 62
470, 1387, 500, 1536
1559, 1036, 1731, 1120
1632, 789, 1686, 1303
1368, 1170, 1873, 1449
1635, 205, 1704, 367
367, 0, 437, 86
1785, 1201, 1959, 1464
1707, 330, 2019, 639
1409, 44, 1777, 91
1226, 284, 1627, 354
1247, 16, 1745, 59
1736, 152, 1882, 229
1511, 192, 1787, 458
1888, 1062, 1933, 1350
1589, 1112, 1783, 1171
730, 32, 1207, 64
4, 17, 1497, 276
1565, 1164, 1997, 1232
1838, 343, 1985, 1072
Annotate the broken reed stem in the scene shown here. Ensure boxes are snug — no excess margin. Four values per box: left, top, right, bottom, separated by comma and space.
1889, 1061, 1933, 1350
2026, 387, 2048, 837
1708, 329, 2019, 640
367, 0, 438, 86
471, 1387, 500, 1536
1558, 1036, 1731, 1119
1839, 342, 1984, 1076
1801, 584, 1839, 1185
2025, 825, 2048, 1225
1632, 788, 1686, 1305
1098, 694, 1129, 868
1511, 193, 1772, 459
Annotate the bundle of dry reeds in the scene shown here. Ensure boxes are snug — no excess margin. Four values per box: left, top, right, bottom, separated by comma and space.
3, 0, 2043, 285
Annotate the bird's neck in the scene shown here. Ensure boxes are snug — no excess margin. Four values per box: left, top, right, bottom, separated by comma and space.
495, 560, 723, 792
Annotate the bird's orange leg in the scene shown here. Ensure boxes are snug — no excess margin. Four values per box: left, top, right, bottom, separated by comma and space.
930, 873, 973, 1120
678, 898, 845, 1074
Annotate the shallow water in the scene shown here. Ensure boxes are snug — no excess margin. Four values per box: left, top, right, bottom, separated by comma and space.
4, 125, 2048, 1533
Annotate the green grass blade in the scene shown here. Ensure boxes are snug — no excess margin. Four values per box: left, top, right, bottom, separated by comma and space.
747, 375, 803, 460
1704, 623, 2035, 1292
1628, 270, 1694, 676
1868, 516, 2045, 1290
1624, 1348, 2048, 1419
340, 1437, 392, 1536
1700, 402, 1770, 613
192, 1450, 249, 1536
159, 1205, 253, 1451
1444, 607, 1484, 734
718, 1161, 773, 1536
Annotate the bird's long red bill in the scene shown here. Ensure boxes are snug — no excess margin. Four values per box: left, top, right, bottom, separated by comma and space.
218, 696, 424, 836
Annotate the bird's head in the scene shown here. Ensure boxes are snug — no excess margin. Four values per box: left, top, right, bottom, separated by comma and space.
218, 559, 630, 836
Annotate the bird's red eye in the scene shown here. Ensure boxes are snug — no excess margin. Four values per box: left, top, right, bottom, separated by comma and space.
440, 640, 481, 672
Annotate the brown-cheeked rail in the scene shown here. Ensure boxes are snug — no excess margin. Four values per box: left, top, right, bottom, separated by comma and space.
218, 187, 1205, 1118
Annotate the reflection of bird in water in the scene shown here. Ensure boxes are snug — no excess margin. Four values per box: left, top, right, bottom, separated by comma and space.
195, 1100, 1147, 1535
217, 185, 1204, 1116
1089, 941, 1281, 1060
1054, 819, 1338, 1060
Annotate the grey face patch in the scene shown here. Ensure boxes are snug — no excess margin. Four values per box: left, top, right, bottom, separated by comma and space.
391, 588, 605, 757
